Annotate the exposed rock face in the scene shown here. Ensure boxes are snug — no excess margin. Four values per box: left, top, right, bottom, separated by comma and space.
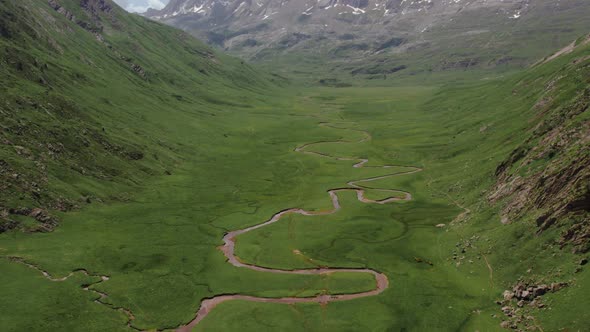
143, 0, 590, 73
145, 0, 528, 52
490, 75, 590, 253
147, 0, 526, 23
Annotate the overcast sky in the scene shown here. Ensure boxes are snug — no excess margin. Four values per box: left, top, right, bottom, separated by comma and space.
113, 0, 169, 13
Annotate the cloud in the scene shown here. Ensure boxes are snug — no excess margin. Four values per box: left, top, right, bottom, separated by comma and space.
147, 0, 167, 10
113, 0, 168, 13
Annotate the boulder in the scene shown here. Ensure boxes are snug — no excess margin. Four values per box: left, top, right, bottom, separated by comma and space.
503, 290, 515, 301
532, 285, 548, 297
29, 208, 44, 218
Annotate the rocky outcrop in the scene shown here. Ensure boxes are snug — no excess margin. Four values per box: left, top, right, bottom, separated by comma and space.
505, 282, 567, 302
497, 281, 569, 331
0, 207, 60, 233
0, 209, 18, 232
489, 56, 590, 253
47, 0, 147, 79
48, 0, 103, 34
80, 0, 113, 14
47, 0, 76, 21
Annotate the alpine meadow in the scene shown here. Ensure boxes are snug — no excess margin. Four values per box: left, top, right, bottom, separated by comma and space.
0, 1, 589, 332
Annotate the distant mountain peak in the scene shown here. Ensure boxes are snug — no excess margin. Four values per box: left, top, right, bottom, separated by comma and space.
148, 0, 528, 20
144, 0, 589, 78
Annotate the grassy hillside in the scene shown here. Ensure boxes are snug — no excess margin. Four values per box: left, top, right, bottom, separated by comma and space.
0, 0, 278, 232
416, 36, 590, 331
0, 1, 588, 332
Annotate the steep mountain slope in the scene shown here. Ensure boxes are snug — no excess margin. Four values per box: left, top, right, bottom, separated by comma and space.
0, 0, 275, 232
146, 0, 590, 80
489, 36, 590, 255
412, 35, 590, 331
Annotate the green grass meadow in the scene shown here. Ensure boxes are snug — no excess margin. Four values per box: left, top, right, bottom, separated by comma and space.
1, 1, 589, 330
1, 86, 502, 331
3, 76, 590, 330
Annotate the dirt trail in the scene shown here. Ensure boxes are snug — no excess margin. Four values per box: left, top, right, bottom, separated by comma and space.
177, 123, 422, 331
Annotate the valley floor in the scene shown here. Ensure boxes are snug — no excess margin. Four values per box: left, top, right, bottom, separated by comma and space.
1, 86, 587, 331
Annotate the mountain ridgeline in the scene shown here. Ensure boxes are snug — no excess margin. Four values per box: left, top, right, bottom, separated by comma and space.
145, 0, 590, 80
